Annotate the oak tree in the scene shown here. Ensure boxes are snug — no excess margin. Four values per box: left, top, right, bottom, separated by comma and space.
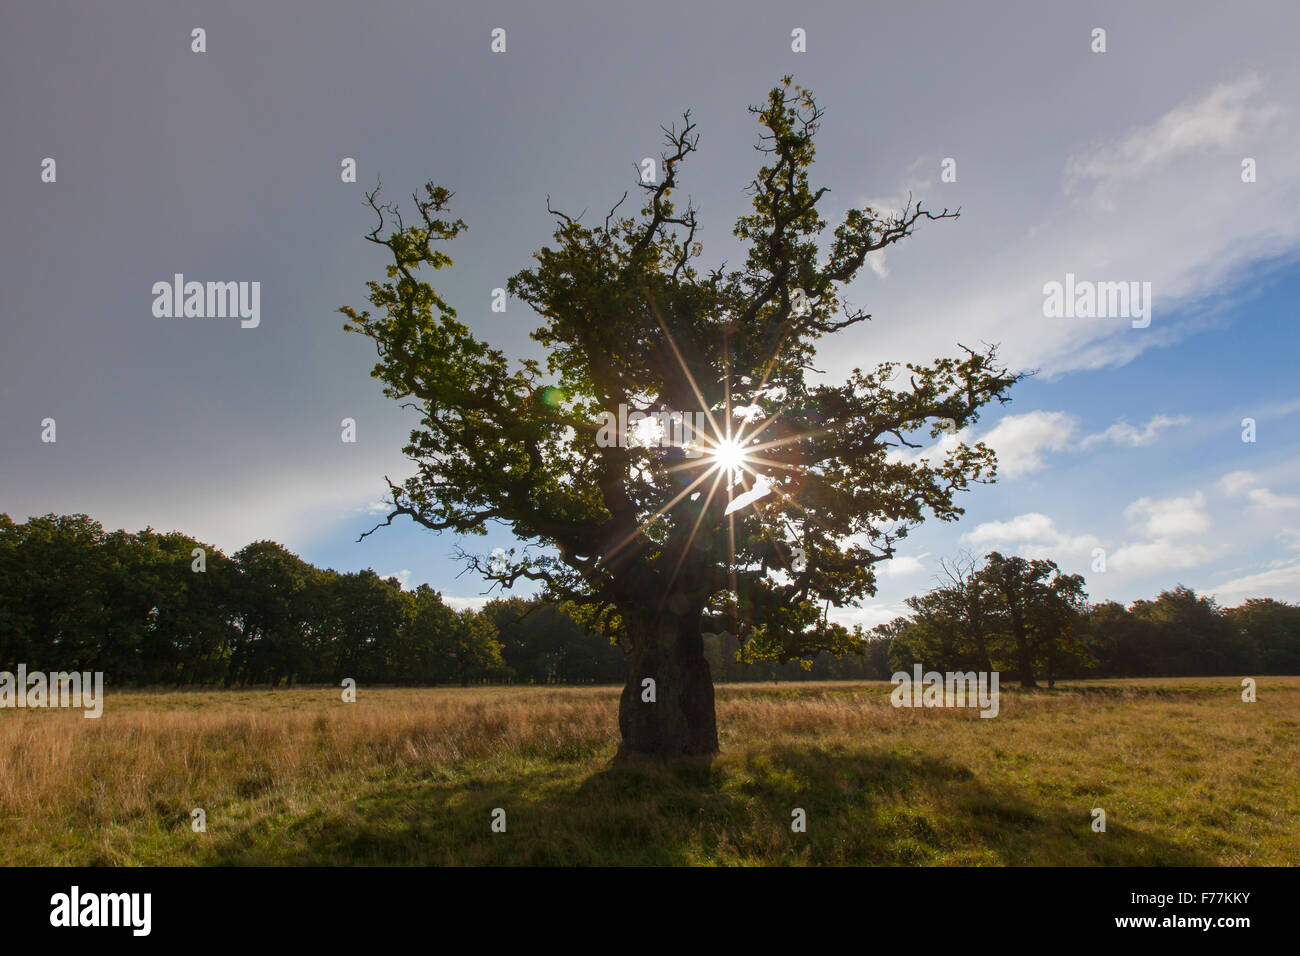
341, 78, 1021, 759
981, 552, 1088, 688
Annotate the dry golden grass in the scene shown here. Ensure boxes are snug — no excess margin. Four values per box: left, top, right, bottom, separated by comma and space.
1, 677, 1296, 865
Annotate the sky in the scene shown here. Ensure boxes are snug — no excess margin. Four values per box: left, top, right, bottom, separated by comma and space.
2, 1, 1299, 627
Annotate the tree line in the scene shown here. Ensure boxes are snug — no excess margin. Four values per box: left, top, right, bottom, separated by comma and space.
822, 552, 1299, 686
0, 514, 510, 686
2, 515, 1297, 686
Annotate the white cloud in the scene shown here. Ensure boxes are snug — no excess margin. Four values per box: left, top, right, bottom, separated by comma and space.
831, 71, 1300, 378
443, 595, 494, 612
964, 512, 1057, 545
895, 409, 1187, 483
829, 601, 910, 632
1216, 468, 1300, 512
65, 467, 402, 556
1217, 470, 1300, 509
1254, 398, 1300, 421
866, 249, 889, 278
888, 410, 1077, 478
1219, 470, 1258, 496
1124, 492, 1211, 537
962, 512, 1102, 560
1080, 414, 1189, 449
1099, 490, 1218, 574
1109, 539, 1211, 574
963, 494, 1220, 577
1205, 561, 1300, 606
1065, 74, 1281, 198
979, 411, 1077, 477
880, 553, 928, 577
1247, 487, 1300, 510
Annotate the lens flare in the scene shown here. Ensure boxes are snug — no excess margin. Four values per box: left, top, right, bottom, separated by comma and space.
710, 437, 747, 477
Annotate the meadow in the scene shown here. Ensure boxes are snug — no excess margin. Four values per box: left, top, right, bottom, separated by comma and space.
1, 677, 1296, 866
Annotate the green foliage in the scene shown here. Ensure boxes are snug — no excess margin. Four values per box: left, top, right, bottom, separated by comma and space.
0, 514, 503, 687
1122, 586, 1254, 676
340, 78, 1022, 666
882, 562, 1297, 682
1227, 599, 1300, 673
887, 551, 1090, 685
981, 552, 1090, 686
484, 597, 624, 684
4, 511, 1297, 684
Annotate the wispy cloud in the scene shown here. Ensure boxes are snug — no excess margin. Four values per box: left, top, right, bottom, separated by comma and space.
838, 71, 1300, 378
1065, 73, 1282, 200
1124, 492, 1211, 537
1080, 414, 1189, 449
962, 512, 1102, 560
1206, 560, 1300, 605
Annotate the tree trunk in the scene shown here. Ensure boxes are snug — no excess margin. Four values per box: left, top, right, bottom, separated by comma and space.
616, 609, 718, 761
1010, 613, 1038, 688
972, 630, 993, 674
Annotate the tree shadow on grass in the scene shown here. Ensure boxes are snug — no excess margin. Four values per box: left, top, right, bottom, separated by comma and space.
202, 746, 1208, 866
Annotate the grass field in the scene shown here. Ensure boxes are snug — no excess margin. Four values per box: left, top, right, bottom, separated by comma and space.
1, 677, 1296, 865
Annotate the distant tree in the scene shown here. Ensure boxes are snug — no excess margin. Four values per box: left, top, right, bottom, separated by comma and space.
480, 597, 536, 680
449, 609, 507, 686
855, 619, 905, 680
130, 529, 237, 685
1129, 586, 1251, 676
485, 598, 624, 684
1079, 600, 1155, 677
341, 78, 1020, 758
980, 552, 1088, 688
0, 514, 24, 668
892, 590, 969, 673
321, 569, 410, 684
0, 514, 113, 673
889, 555, 999, 674
939, 554, 996, 672
229, 541, 315, 686
400, 589, 507, 685
395, 584, 459, 683
1228, 598, 1300, 674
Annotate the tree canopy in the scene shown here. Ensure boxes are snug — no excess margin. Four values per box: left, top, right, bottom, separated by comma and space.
341, 78, 1022, 757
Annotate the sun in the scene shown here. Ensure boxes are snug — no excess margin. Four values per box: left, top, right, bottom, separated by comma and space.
710, 436, 749, 478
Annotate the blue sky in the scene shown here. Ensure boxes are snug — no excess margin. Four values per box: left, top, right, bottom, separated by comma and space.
3, 1, 1298, 624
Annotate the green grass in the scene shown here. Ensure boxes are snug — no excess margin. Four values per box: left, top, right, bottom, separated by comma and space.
1, 677, 1296, 865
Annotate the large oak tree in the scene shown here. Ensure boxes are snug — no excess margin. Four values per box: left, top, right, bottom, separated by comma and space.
341, 78, 1021, 759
